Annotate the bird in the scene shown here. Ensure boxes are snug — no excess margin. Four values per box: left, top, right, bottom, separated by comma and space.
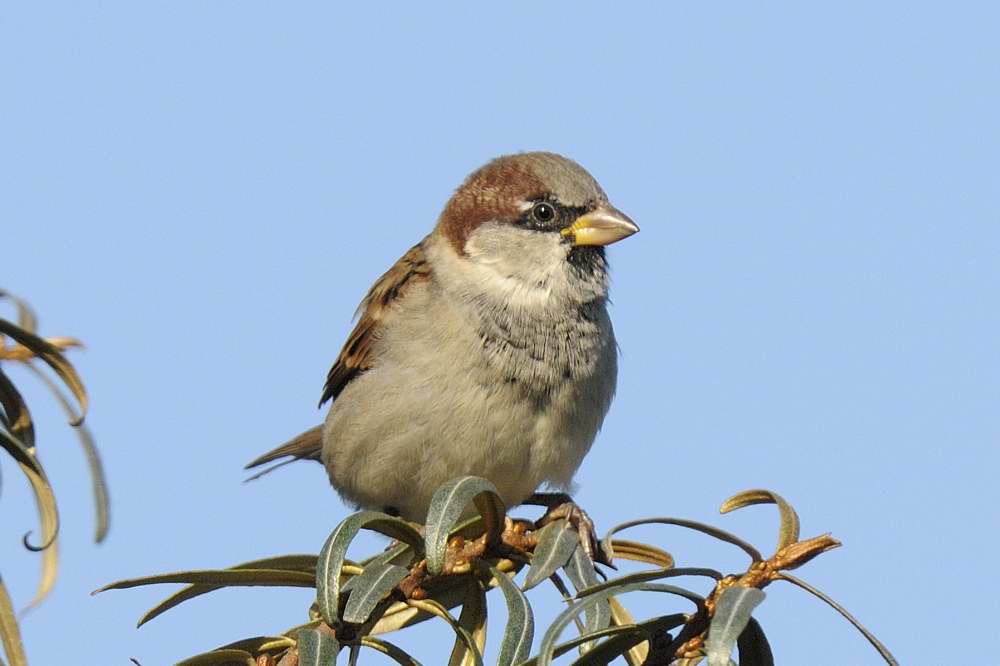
247, 152, 638, 546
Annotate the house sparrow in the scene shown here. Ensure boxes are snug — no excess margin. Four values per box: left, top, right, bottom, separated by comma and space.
247, 152, 637, 537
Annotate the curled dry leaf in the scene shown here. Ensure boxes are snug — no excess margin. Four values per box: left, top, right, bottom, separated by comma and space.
720, 489, 800, 554
0, 319, 87, 425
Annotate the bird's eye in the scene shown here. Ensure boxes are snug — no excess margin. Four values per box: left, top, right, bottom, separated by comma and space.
531, 202, 556, 223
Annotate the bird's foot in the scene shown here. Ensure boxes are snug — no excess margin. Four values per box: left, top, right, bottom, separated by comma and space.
526, 492, 613, 567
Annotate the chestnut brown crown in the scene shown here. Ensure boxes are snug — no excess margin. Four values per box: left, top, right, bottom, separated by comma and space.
436, 152, 612, 252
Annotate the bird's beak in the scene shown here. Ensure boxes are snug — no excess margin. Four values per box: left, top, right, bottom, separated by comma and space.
561, 206, 639, 246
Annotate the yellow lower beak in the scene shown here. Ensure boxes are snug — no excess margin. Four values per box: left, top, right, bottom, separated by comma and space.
561, 206, 639, 246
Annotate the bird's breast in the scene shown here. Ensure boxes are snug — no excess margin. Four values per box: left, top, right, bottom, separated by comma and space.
474, 299, 611, 404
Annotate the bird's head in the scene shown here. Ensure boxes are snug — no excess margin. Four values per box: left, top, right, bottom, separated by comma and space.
434, 152, 638, 301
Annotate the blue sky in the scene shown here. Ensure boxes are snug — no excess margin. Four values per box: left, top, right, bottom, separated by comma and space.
2, 2, 997, 664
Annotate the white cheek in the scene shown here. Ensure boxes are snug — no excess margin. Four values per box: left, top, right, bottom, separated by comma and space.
463, 224, 570, 303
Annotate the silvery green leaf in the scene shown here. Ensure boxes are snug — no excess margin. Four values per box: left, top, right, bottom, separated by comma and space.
316, 511, 423, 626
96, 568, 316, 593
424, 477, 505, 575
705, 587, 765, 666
342, 562, 408, 624
568, 613, 688, 666
522, 519, 577, 591
537, 582, 701, 666
490, 566, 533, 666
136, 554, 318, 627
563, 545, 610, 652
298, 628, 340, 665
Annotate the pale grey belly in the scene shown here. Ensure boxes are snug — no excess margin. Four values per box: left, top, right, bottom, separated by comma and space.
321, 338, 615, 522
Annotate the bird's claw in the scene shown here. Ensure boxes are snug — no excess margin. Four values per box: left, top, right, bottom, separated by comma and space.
534, 498, 613, 567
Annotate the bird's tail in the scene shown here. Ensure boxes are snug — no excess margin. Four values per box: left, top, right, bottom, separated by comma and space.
244, 425, 323, 482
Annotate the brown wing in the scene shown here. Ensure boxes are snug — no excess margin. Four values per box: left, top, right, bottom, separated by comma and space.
319, 240, 431, 407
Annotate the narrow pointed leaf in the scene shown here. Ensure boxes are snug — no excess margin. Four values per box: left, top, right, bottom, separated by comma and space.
569, 614, 688, 666
219, 635, 295, 654
607, 597, 647, 666
576, 567, 722, 600
567, 632, 649, 666
370, 604, 424, 636
360, 541, 415, 569
342, 562, 408, 624
606, 539, 674, 569
342, 544, 415, 598
283, 619, 324, 639
175, 649, 256, 665
137, 555, 319, 627
0, 319, 87, 425
563, 545, 610, 652
517, 616, 690, 666
736, 618, 774, 666
405, 599, 484, 666
298, 628, 340, 665
778, 574, 899, 665
523, 519, 577, 591
360, 637, 424, 666
1, 429, 59, 608
177, 652, 255, 666
518, 625, 639, 666
602, 517, 763, 563
0, 575, 28, 666
0, 368, 34, 448
0, 429, 58, 547
448, 578, 487, 666
0, 291, 39, 333
720, 490, 800, 553
95, 568, 316, 594
317, 511, 423, 626
538, 582, 702, 666
706, 587, 765, 666
424, 476, 505, 575
548, 572, 588, 638
370, 577, 470, 635
490, 566, 532, 666
24, 362, 110, 543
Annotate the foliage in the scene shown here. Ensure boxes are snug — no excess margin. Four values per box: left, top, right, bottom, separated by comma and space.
100, 477, 897, 665
0, 291, 110, 666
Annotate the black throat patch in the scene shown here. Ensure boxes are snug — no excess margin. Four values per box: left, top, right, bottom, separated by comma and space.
567, 245, 608, 276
